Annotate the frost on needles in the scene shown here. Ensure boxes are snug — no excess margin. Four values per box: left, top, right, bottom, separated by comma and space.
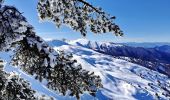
0, 64, 53, 100
37, 0, 123, 36
0, 67, 36, 100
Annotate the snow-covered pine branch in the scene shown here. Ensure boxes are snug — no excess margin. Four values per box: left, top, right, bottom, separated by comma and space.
0, 64, 53, 100
0, 5, 102, 99
37, 0, 123, 36
0, 65, 36, 100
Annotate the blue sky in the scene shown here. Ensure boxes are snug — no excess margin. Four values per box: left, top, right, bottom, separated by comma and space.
4, 0, 170, 42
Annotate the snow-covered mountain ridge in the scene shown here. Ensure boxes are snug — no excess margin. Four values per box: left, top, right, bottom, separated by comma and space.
48, 39, 170, 100
65, 39, 170, 77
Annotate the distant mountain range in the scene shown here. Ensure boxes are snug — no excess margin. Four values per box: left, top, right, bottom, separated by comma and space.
155, 45, 170, 54
121, 42, 170, 48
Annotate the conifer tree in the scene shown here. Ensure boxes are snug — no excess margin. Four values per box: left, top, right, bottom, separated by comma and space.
0, 0, 122, 99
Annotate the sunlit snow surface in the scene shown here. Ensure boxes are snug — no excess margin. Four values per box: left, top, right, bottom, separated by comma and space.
0, 39, 170, 100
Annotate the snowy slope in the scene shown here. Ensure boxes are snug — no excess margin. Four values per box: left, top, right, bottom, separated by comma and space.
68, 39, 170, 76
0, 39, 170, 100
53, 40, 170, 100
